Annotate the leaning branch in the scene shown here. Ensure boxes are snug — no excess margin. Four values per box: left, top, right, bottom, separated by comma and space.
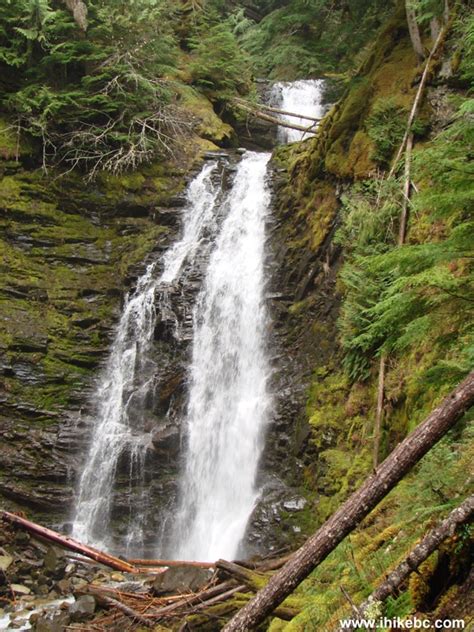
223, 371, 474, 631
388, 26, 446, 178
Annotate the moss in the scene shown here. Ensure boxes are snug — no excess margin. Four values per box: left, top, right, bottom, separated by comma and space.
176, 84, 234, 144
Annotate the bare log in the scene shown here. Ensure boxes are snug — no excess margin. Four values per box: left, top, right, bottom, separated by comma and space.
338, 494, 474, 631
233, 97, 321, 123
234, 102, 318, 135
128, 558, 215, 569
150, 580, 237, 619
216, 559, 267, 591
1, 511, 137, 574
222, 371, 474, 631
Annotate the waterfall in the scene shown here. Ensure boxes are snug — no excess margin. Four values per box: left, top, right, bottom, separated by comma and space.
271, 79, 325, 143
171, 151, 272, 562
72, 161, 221, 554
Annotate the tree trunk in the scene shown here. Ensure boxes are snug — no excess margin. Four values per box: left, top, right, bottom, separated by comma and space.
373, 355, 386, 468
339, 494, 474, 631
222, 371, 474, 632
406, 0, 425, 61
64, 0, 88, 31
398, 133, 414, 245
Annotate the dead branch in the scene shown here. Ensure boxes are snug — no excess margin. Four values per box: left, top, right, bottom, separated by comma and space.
233, 101, 318, 134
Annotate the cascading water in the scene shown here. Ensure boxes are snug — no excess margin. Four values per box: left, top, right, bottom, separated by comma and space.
271, 79, 325, 143
72, 161, 222, 554
171, 151, 272, 562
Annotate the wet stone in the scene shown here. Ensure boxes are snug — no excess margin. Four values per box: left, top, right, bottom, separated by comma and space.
68, 594, 96, 621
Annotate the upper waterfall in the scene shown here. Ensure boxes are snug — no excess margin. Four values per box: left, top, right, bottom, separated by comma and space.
271, 79, 325, 143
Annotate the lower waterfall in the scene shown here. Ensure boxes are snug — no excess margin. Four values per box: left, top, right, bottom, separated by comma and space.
172, 151, 272, 562
72, 161, 221, 554
72, 150, 272, 561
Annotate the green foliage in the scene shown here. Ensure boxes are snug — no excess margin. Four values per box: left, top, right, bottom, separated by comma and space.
188, 18, 251, 99
366, 98, 408, 165
0, 1, 187, 175
239, 0, 395, 78
338, 88, 473, 383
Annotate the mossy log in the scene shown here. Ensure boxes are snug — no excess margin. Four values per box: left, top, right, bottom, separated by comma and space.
339, 494, 474, 631
223, 371, 474, 631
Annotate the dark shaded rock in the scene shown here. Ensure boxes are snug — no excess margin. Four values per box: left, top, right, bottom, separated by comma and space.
35, 611, 71, 632
151, 565, 212, 595
68, 595, 96, 622
151, 425, 180, 455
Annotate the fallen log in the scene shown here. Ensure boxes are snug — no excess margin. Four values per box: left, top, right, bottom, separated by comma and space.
216, 559, 267, 591
233, 97, 321, 123
128, 558, 215, 569
234, 102, 318, 134
1, 511, 137, 574
223, 371, 474, 631
338, 494, 474, 632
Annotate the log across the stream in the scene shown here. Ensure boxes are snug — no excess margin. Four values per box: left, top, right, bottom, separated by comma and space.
223, 371, 474, 631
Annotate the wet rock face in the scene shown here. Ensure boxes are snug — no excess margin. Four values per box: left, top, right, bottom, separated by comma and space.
243, 160, 342, 552
0, 158, 192, 523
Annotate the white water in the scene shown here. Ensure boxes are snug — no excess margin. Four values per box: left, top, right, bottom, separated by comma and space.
172, 151, 272, 562
72, 161, 221, 553
271, 79, 325, 143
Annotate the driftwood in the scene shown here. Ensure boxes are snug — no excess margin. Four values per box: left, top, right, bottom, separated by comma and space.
338, 494, 474, 631
1, 511, 137, 574
223, 371, 474, 631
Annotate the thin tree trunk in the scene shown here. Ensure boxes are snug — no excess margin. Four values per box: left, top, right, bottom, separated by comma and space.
406, 0, 425, 61
373, 355, 386, 468
338, 494, 474, 631
389, 26, 446, 178
222, 372, 474, 632
430, 17, 441, 41
398, 133, 414, 245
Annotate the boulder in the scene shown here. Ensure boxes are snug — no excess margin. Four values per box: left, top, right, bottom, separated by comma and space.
151, 565, 212, 595
68, 595, 96, 622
